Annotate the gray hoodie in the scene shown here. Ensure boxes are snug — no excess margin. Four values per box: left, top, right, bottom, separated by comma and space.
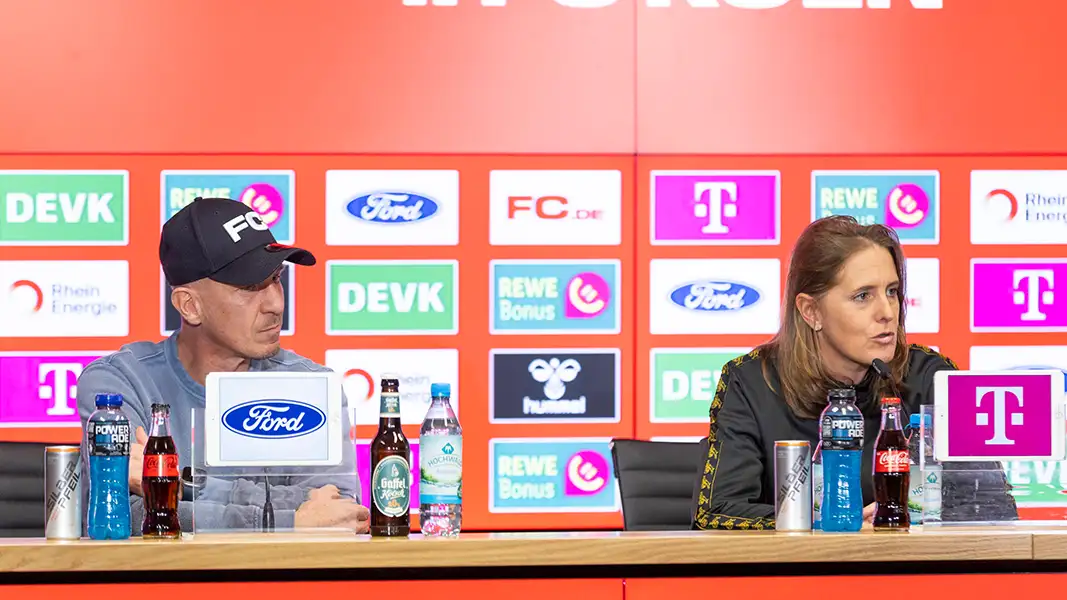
76, 332, 361, 534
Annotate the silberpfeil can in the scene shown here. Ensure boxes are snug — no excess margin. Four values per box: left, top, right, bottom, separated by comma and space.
773, 440, 812, 531
45, 445, 83, 540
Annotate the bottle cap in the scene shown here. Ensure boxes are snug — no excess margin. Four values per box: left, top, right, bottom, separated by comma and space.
95, 393, 124, 408
430, 382, 451, 397
881, 397, 901, 405
910, 413, 921, 427
828, 388, 856, 400
151, 402, 170, 413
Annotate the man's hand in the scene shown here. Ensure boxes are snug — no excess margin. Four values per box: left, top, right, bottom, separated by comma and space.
294, 486, 370, 533
129, 426, 148, 496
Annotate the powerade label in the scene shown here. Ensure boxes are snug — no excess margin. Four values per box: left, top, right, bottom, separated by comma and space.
143, 454, 178, 478
821, 414, 864, 451
380, 392, 401, 418
420, 434, 462, 504
87, 420, 131, 457
372, 454, 410, 517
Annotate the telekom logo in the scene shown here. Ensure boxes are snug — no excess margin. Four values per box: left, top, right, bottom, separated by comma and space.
39, 363, 83, 417
401, 0, 943, 8
693, 182, 737, 234
1014, 269, 1055, 321
974, 386, 1024, 446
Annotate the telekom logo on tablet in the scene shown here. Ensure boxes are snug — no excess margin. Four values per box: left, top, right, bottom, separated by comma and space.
401, 0, 943, 8
946, 374, 1054, 458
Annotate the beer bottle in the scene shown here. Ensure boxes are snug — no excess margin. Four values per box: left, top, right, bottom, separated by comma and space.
370, 374, 411, 537
142, 403, 181, 539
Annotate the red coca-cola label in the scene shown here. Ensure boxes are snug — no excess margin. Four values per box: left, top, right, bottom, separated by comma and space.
144, 454, 179, 478
875, 449, 909, 473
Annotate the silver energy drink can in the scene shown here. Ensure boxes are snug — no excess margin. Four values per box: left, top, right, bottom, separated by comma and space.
774, 440, 812, 531
45, 445, 82, 540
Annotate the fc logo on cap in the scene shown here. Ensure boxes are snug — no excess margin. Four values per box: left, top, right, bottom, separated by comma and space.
223, 211, 269, 243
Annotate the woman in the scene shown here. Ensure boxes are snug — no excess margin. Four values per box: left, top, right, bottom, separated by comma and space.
692, 215, 1017, 531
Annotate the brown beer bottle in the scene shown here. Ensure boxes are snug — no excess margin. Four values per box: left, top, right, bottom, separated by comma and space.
142, 403, 181, 539
873, 397, 910, 532
370, 374, 411, 537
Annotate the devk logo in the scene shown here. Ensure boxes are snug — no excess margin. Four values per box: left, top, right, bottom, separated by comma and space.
972, 261, 1067, 331
221, 400, 326, 439
946, 373, 1055, 459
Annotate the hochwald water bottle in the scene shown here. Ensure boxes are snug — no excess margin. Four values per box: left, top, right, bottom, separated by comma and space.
86, 393, 132, 540
419, 382, 463, 537
818, 388, 864, 532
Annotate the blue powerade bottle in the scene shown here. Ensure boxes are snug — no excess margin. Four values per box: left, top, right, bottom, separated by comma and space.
818, 388, 864, 532
86, 393, 132, 540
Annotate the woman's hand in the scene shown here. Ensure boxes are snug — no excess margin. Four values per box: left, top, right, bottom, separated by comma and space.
862, 502, 876, 528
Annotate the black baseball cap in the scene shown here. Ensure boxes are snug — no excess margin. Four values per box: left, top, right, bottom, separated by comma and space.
160, 197, 316, 287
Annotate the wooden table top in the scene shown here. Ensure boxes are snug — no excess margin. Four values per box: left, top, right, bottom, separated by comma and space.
0, 526, 1056, 573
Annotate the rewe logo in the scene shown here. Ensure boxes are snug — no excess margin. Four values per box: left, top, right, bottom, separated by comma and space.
811, 171, 940, 244
564, 450, 609, 496
0, 171, 128, 246
161, 170, 295, 244
491, 260, 620, 334
972, 259, 1067, 332
402, 0, 943, 8
327, 260, 458, 335
940, 371, 1064, 461
221, 399, 326, 440
0, 353, 106, 427
490, 170, 622, 246
651, 171, 779, 245
326, 170, 459, 246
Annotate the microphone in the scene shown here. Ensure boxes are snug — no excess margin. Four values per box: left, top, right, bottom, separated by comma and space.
871, 358, 902, 407
262, 473, 275, 533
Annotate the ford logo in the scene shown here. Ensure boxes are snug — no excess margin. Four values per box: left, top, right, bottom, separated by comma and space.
669, 281, 760, 312
221, 400, 326, 440
1007, 365, 1067, 393
345, 191, 439, 224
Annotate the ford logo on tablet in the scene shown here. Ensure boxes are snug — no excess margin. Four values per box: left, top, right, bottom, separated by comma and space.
221, 400, 326, 439
669, 281, 760, 312
346, 192, 439, 224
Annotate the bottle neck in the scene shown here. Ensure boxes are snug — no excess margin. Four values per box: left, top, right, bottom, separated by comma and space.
379, 391, 401, 427
880, 406, 904, 431
149, 411, 171, 438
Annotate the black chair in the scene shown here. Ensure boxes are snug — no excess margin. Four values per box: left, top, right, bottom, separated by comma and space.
610, 437, 709, 531
0, 441, 49, 537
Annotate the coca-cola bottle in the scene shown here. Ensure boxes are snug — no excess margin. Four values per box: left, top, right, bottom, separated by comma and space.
873, 397, 910, 532
142, 403, 181, 539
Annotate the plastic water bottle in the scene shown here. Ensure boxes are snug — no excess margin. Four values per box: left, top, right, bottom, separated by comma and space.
86, 393, 132, 540
812, 441, 823, 531
818, 388, 864, 532
919, 411, 942, 524
907, 413, 924, 525
419, 382, 463, 537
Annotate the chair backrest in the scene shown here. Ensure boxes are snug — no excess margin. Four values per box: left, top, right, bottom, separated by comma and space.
0, 441, 50, 537
610, 437, 709, 531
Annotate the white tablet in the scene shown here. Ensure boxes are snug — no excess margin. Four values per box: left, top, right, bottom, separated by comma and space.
204, 371, 344, 468
933, 369, 1065, 462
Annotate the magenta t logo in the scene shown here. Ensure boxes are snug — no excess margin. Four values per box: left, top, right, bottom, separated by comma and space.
972, 259, 1067, 332
0, 353, 106, 427
943, 373, 1061, 460
651, 171, 779, 245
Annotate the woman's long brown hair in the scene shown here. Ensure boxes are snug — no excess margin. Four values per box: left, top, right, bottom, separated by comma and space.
760, 215, 909, 419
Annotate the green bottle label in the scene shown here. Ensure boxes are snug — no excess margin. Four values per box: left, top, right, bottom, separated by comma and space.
372, 454, 410, 517
380, 391, 400, 418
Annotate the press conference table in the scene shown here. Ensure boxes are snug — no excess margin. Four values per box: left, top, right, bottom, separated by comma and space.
5, 528, 1067, 598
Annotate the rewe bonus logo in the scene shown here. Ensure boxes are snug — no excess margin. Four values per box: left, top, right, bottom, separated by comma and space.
402, 0, 943, 9
221, 400, 326, 439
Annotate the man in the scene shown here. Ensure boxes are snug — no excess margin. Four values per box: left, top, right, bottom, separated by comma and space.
76, 197, 368, 534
